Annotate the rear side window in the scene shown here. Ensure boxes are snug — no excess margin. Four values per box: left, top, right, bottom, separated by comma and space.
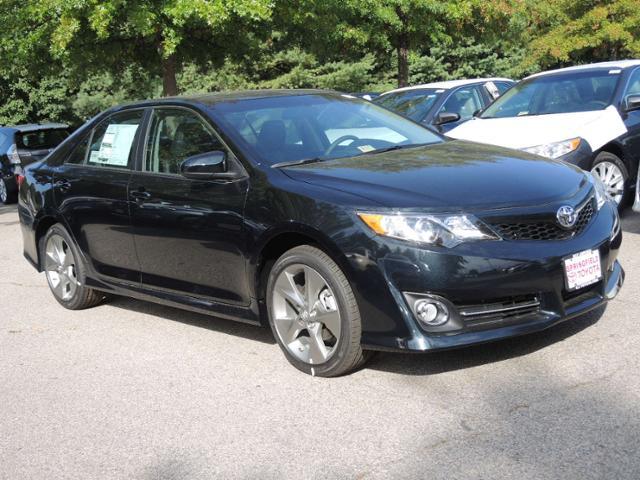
88, 110, 144, 169
17, 129, 68, 150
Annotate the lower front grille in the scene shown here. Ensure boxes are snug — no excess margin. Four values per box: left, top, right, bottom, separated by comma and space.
493, 200, 595, 241
458, 295, 541, 329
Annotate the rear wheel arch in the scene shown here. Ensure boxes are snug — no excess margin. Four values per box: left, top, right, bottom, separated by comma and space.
34, 216, 59, 270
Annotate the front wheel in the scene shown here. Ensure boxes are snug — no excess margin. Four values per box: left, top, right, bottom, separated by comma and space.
591, 152, 629, 209
41, 224, 105, 310
266, 245, 368, 377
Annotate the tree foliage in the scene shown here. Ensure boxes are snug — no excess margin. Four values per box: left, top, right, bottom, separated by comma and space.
0, 0, 637, 126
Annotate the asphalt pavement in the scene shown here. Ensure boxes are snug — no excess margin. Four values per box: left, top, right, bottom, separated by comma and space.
1, 202, 639, 479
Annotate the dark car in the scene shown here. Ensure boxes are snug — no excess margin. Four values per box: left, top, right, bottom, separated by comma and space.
0, 123, 70, 204
449, 60, 640, 209
18, 90, 624, 376
375, 78, 514, 134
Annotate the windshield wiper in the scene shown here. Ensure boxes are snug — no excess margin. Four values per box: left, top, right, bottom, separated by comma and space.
271, 157, 326, 169
360, 143, 431, 156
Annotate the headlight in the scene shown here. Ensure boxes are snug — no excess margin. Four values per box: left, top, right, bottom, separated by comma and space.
587, 172, 608, 210
357, 212, 499, 248
522, 138, 581, 159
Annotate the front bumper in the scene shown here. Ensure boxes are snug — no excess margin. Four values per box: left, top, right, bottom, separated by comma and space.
352, 201, 623, 352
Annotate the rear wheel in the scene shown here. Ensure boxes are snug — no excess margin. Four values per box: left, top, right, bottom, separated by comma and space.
266, 245, 368, 377
591, 152, 628, 208
41, 224, 104, 310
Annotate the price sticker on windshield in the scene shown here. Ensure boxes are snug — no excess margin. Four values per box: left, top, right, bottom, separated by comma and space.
563, 249, 602, 291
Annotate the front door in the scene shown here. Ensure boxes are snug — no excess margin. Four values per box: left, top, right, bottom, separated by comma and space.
129, 107, 250, 305
434, 86, 485, 134
53, 109, 145, 284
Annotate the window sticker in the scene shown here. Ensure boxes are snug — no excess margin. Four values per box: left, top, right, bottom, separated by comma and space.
357, 145, 376, 153
609, 69, 622, 74
95, 124, 138, 166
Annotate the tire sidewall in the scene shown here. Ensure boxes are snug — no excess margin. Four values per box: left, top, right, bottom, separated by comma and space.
266, 247, 360, 377
41, 223, 90, 309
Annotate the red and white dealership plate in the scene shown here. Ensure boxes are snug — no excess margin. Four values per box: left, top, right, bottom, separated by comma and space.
563, 249, 602, 292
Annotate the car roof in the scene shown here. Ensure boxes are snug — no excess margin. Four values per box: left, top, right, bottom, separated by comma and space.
526, 60, 640, 79
116, 89, 336, 109
379, 78, 514, 96
0, 123, 69, 133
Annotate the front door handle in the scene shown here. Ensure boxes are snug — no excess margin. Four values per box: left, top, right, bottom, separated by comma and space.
54, 179, 71, 191
130, 190, 151, 202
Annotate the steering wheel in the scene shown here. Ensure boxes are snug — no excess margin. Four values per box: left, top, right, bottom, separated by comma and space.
324, 135, 361, 156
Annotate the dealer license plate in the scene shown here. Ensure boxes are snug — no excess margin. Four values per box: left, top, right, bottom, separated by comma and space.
563, 249, 602, 292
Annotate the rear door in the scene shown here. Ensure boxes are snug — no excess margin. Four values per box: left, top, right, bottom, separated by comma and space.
53, 109, 145, 284
621, 67, 640, 172
129, 106, 250, 305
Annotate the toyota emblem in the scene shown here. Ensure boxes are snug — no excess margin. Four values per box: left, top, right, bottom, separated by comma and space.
557, 205, 578, 229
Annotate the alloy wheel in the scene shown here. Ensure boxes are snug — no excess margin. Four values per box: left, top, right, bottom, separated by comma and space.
0, 179, 6, 204
591, 161, 625, 205
271, 264, 342, 365
44, 234, 79, 301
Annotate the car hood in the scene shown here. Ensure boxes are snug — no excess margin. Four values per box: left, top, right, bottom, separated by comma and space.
446, 106, 627, 151
281, 140, 589, 210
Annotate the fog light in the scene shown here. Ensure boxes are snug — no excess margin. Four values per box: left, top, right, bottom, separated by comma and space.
414, 299, 449, 326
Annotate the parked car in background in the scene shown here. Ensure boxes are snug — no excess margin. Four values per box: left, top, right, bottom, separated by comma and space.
448, 60, 640, 209
0, 123, 70, 204
374, 78, 514, 133
19, 90, 623, 377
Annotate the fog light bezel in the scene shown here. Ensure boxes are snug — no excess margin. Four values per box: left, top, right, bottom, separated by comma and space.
402, 292, 463, 332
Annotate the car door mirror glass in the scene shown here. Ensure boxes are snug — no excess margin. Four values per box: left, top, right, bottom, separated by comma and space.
624, 94, 640, 112
180, 151, 227, 179
433, 112, 461, 126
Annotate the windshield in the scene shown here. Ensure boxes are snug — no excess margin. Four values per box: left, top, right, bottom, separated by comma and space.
212, 93, 443, 165
481, 70, 621, 118
374, 89, 442, 121
17, 129, 69, 150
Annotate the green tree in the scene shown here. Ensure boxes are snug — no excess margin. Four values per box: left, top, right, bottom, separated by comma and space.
524, 0, 640, 69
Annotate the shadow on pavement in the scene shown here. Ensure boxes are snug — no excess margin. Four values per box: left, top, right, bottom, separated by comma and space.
106, 295, 276, 345
621, 209, 640, 234
0, 203, 18, 216
367, 305, 605, 376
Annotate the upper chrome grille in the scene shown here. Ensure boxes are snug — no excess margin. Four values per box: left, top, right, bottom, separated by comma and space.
493, 199, 595, 241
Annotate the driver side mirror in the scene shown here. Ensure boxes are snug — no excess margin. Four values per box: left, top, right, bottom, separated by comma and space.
624, 94, 640, 112
433, 112, 461, 126
180, 151, 227, 180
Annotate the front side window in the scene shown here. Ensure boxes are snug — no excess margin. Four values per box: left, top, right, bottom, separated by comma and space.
625, 68, 640, 96
88, 110, 144, 169
439, 87, 483, 121
375, 89, 442, 122
145, 108, 224, 174
213, 94, 442, 165
482, 70, 621, 118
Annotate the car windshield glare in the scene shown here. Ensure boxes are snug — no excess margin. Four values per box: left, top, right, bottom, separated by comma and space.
374, 89, 443, 121
481, 69, 621, 119
211, 93, 443, 165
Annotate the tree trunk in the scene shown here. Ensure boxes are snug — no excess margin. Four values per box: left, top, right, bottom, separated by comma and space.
161, 53, 179, 97
395, 6, 409, 88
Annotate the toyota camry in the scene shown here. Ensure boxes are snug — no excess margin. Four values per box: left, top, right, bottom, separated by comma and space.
18, 90, 624, 376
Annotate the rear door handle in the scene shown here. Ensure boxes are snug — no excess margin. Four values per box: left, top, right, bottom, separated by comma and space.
130, 190, 151, 202
54, 179, 71, 191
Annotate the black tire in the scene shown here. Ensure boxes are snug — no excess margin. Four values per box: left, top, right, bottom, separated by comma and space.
40, 223, 105, 310
266, 245, 368, 377
591, 151, 629, 210
0, 178, 17, 205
